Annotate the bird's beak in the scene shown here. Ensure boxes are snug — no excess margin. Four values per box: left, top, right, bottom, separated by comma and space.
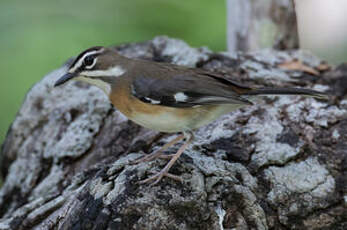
54, 72, 76, 87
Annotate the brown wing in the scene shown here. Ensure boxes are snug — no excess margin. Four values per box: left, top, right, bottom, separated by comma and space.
131, 68, 253, 108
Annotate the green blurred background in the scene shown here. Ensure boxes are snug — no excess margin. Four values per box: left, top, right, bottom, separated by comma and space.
0, 0, 226, 144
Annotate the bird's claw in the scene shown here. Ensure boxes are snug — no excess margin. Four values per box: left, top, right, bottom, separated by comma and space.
137, 171, 183, 186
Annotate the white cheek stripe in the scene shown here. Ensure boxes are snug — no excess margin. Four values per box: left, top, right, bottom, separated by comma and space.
80, 66, 126, 77
69, 49, 104, 72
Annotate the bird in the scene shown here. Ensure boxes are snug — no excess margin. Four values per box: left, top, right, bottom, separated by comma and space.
54, 46, 327, 185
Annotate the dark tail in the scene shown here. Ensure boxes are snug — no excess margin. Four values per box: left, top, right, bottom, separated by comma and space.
243, 87, 328, 99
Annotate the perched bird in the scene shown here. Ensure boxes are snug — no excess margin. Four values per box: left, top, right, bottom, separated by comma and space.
54, 46, 326, 185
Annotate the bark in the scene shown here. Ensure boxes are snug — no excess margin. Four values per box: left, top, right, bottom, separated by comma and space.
0, 36, 346, 230
227, 0, 298, 52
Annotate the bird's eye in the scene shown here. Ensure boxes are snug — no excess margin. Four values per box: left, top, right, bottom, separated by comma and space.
83, 55, 95, 67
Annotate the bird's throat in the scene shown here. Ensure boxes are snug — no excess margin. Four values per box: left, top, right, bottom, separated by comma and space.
75, 76, 112, 96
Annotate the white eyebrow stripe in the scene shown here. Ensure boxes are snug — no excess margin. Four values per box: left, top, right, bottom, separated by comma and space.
69, 48, 105, 72
80, 66, 126, 77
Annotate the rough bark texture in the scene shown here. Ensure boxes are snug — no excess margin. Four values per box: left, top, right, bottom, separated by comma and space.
0, 36, 346, 230
227, 0, 298, 52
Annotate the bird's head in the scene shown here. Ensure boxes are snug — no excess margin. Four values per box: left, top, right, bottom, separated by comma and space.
54, 46, 127, 95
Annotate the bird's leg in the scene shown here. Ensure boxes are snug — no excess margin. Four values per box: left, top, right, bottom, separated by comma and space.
131, 134, 184, 164
138, 132, 194, 185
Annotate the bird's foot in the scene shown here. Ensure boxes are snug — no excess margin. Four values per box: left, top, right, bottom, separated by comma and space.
131, 149, 164, 164
130, 134, 185, 165
136, 132, 194, 186
158, 154, 175, 159
137, 170, 183, 186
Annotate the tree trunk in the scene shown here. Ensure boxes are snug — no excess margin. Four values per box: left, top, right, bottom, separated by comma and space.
294, 0, 347, 63
0, 36, 346, 230
227, 0, 298, 52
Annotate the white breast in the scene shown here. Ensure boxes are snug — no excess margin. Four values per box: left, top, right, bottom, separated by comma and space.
130, 104, 244, 133
132, 111, 191, 133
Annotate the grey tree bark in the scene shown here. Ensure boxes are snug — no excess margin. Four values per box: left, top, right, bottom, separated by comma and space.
227, 0, 298, 52
0, 37, 346, 229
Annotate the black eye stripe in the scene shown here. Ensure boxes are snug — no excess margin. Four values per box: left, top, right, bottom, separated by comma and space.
70, 46, 103, 67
